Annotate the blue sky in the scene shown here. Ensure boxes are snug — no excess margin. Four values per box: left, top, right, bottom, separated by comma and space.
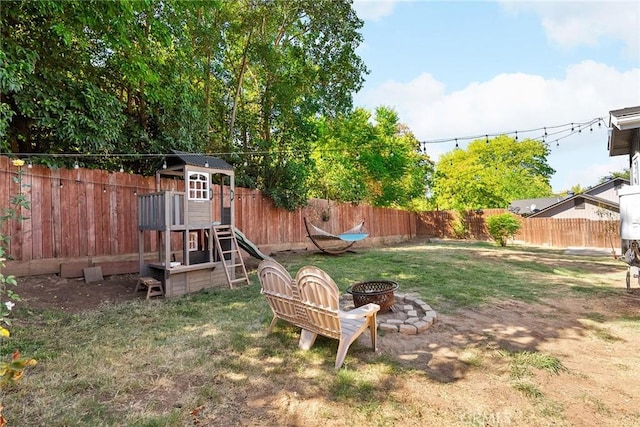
352, 0, 640, 192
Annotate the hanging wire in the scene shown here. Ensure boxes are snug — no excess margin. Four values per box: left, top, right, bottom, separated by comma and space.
417, 117, 602, 145
2, 117, 606, 162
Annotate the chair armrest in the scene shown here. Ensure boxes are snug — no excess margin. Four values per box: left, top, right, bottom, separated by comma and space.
338, 303, 380, 319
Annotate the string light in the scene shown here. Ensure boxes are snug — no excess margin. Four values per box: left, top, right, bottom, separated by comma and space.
417, 117, 603, 151
1, 117, 606, 167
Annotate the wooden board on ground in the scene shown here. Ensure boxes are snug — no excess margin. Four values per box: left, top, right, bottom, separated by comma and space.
83, 266, 104, 283
95, 261, 139, 276
60, 261, 91, 278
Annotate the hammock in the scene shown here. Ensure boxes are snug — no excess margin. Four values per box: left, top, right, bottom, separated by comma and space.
303, 217, 369, 255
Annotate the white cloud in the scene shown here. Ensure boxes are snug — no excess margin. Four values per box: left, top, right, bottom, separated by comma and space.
352, 0, 399, 21
354, 61, 640, 190
357, 61, 639, 140
500, 1, 640, 55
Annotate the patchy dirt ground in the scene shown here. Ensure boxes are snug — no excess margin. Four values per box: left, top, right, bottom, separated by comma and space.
11, 253, 640, 426
375, 278, 640, 426
14, 273, 142, 313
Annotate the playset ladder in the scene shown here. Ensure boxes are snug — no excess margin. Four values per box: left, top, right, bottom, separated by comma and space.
213, 224, 250, 288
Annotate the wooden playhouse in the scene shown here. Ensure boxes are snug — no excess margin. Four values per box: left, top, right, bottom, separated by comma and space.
137, 151, 248, 297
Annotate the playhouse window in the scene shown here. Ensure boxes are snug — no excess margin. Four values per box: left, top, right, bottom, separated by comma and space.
188, 232, 198, 251
187, 172, 210, 201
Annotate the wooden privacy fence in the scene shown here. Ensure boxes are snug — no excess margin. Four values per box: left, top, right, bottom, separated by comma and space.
0, 156, 415, 275
415, 209, 507, 240
0, 155, 622, 276
417, 208, 621, 249
516, 218, 620, 250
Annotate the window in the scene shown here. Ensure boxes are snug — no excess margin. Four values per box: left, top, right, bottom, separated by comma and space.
575, 199, 585, 210
187, 172, 210, 201
188, 232, 198, 251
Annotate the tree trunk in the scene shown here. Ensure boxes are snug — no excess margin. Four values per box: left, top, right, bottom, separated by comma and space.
229, 29, 253, 151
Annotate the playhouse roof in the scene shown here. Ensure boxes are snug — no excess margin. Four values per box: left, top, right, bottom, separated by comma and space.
168, 150, 234, 171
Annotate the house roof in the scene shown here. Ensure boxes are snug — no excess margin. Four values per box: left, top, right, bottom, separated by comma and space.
511, 177, 629, 218
608, 106, 640, 157
581, 176, 629, 195
527, 193, 619, 218
508, 197, 562, 215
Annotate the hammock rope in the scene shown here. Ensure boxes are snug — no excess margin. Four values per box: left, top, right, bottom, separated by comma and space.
303, 217, 369, 255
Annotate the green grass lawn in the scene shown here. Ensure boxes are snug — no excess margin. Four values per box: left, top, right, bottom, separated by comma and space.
2, 240, 636, 426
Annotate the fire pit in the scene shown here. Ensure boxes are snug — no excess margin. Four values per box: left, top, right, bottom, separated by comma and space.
346, 280, 398, 313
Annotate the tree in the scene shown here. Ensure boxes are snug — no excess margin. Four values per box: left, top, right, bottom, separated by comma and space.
569, 184, 587, 195
1, 0, 214, 171
308, 107, 433, 208
599, 169, 630, 183
431, 135, 554, 210
214, 0, 368, 210
1, 0, 369, 210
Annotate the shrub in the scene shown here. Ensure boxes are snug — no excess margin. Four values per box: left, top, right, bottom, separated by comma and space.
486, 213, 521, 247
1, 160, 37, 423
452, 210, 469, 239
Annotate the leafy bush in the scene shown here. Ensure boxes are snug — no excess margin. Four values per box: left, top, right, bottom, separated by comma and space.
486, 213, 521, 247
1, 160, 37, 424
451, 210, 469, 239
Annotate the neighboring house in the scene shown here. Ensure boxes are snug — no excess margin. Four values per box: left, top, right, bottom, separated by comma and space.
525, 177, 629, 220
524, 105, 640, 221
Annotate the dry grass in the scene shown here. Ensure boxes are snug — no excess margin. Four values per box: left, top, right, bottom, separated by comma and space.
2, 240, 640, 426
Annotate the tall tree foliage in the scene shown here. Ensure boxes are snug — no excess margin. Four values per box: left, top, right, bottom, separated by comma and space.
431, 136, 554, 210
1, 0, 367, 210
599, 169, 630, 183
1, 0, 213, 171
211, 0, 367, 209
309, 107, 432, 208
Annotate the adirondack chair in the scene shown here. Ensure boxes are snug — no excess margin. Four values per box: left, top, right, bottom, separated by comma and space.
257, 259, 301, 334
258, 259, 380, 368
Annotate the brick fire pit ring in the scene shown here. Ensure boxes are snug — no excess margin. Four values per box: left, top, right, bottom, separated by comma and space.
346, 280, 398, 313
